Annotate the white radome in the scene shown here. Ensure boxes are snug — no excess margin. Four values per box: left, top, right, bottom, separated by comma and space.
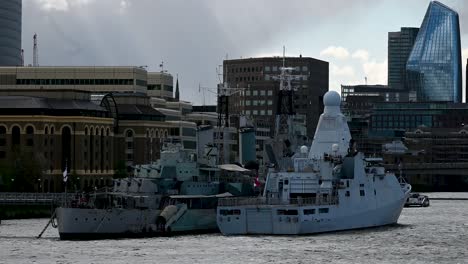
323, 91, 341, 107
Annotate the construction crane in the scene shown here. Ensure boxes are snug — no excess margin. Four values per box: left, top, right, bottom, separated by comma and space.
33, 33, 39, 67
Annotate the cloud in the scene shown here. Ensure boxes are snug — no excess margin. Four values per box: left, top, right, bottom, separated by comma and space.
331, 65, 355, 77
35, 0, 94, 11
320, 46, 350, 60
352, 49, 370, 62
363, 59, 388, 85
25, 0, 381, 105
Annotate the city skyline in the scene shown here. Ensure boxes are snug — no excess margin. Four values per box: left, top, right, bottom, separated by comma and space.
23, 0, 468, 104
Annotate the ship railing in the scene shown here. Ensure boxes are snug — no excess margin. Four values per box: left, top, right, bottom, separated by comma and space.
218, 196, 339, 207
0, 192, 75, 205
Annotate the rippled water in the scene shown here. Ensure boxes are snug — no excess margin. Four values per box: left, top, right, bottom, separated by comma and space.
1, 199, 468, 264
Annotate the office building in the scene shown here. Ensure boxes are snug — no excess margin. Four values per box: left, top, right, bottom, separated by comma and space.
388, 27, 419, 90
0, 0, 22, 66
406, 1, 462, 102
224, 56, 328, 140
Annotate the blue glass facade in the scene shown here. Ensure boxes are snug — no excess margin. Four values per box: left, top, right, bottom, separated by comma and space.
406, 1, 462, 103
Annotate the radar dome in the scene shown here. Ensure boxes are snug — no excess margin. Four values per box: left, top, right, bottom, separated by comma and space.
323, 91, 341, 107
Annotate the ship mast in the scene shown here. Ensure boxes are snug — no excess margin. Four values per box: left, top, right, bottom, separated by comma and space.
271, 46, 303, 159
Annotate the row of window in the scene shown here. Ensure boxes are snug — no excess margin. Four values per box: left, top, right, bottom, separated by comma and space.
244, 90, 273, 96
243, 110, 273, 116
147, 84, 173, 92
16, 78, 139, 86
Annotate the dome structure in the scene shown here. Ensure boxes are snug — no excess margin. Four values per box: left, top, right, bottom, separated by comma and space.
323, 91, 341, 107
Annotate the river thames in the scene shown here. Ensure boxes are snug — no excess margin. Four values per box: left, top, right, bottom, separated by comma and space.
1, 195, 468, 264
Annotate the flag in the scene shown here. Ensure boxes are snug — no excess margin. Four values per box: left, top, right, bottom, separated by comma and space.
254, 174, 260, 188
63, 166, 68, 183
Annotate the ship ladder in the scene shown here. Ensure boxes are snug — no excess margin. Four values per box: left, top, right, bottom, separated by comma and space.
36, 209, 57, 239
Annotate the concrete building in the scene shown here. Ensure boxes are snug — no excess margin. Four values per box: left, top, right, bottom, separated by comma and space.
0, 0, 22, 66
383, 127, 468, 191
147, 72, 174, 100
0, 66, 148, 93
387, 27, 419, 90
224, 56, 328, 140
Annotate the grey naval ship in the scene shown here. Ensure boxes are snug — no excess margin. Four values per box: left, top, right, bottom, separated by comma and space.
217, 90, 411, 235
55, 139, 254, 240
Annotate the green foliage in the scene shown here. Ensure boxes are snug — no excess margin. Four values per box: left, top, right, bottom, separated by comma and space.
0, 146, 45, 192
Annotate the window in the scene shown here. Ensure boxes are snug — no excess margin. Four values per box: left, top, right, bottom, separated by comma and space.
260, 90, 266, 96
360, 190, 365, 196
265, 66, 270, 72
267, 90, 273, 96
277, 209, 298, 215
245, 90, 251, 96
318, 208, 329, 214
267, 110, 272, 115
345, 191, 350, 197
268, 100, 273, 105
260, 110, 265, 115
246, 100, 251, 106
253, 100, 258, 106
253, 110, 258, 115
253, 90, 258, 96
272, 66, 278, 71
304, 209, 315, 215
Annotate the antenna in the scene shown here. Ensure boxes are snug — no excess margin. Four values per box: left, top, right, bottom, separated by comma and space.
365, 76, 368, 85
282, 45, 285, 68
33, 34, 39, 67
20, 49, 24, 67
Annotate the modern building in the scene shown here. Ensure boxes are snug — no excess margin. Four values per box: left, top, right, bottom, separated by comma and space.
406, 1, 462, 103
0, 0, 22, 66
0, 66, 148, 93
147, 72, 174, 100
383, 127, 468, 191
388, 27, 419, 90
224, 56, 328, 140
341, 84, 411, 104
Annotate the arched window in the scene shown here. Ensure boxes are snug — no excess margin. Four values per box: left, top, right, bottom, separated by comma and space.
0, 126, 6, 147
11, 126, 20, 147
26, 126, 34, 146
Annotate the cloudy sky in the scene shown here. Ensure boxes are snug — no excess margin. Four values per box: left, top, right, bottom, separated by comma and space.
24, 0, 468, 104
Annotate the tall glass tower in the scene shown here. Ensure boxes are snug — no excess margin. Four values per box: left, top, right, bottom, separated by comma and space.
0, 0, 22, 66
406, 1, 462, 103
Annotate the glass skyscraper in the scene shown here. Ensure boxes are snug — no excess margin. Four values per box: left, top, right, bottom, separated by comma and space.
406, 1, 462, 103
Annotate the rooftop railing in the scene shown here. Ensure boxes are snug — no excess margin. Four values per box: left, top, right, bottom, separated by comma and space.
218, 195, 339, 207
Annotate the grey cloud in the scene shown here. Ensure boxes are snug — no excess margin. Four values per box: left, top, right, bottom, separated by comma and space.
24, 0, 379, 104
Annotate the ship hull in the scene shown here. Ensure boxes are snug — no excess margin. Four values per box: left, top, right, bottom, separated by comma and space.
56, 207, 218, 240
217, 187, 411, 235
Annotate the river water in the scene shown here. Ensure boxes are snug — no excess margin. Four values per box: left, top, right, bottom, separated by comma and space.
1, 196, 468, 264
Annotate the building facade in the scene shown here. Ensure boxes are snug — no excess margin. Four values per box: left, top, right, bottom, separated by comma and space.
406, 1, 462, 103
224, 56, 328, 140
0, 66, 148, 93
147, 72, 173, 100
387, 27, 419, 90
0, 0, 22, 66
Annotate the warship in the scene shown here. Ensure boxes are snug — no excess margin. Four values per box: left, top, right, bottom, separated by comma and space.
217, 90, 412, 235
54, 137, 254, 240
